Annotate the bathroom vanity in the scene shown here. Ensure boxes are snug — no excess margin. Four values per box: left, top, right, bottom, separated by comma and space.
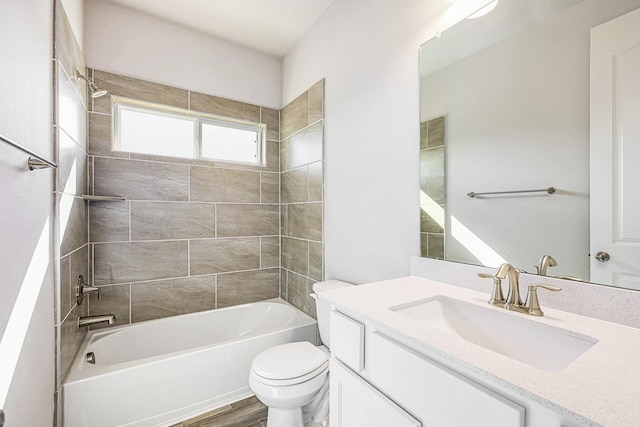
323, 276, 640, 427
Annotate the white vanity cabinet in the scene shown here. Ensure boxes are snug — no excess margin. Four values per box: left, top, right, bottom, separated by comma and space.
330, 359, 421, 427
329, 309, 582, 427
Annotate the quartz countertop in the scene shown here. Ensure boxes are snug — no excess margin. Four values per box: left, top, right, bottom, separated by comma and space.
321, 276, 640, 427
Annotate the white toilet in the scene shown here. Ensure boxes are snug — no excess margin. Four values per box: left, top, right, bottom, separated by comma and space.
249, 280, 353, 427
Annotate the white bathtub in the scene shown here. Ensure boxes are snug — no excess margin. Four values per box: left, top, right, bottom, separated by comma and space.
63, 299, 317, 427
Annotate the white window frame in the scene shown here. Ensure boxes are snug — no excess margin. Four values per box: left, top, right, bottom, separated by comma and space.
112, 96, 266, 166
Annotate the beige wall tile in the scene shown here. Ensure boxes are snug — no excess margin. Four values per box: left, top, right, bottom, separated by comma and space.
131, 276, 216, 322
92, 70, 189, 114
283, 122, 323, 170
281, 167, 308, 203
57, 129, 88, 197
260, 237, 280, 268
94, 241, 188, 285
69, 245, 89, 307
89, 201, 129, 242
190, 166, 260, 203
427, 116, 445, 149
55, 1, 87, 105
217, 268, 279, 308
421, 208, 444, 234
88, 283, 131, 329
420, 147, 444, 178
88, 112, 127, 158
286, 203, 322, 241
280, 92, 308, 140
190, 238, 260, 275
58, 255, 71, 322
190, 92, 260, 122
427, 234, 445, 259
420, 121, 429, 150
427, 176, 445, 205
309, 241, 323, 282
308, 161, 323, 202
57, 61, 87, 150
261, 107, 280, 141
131, 202, 215, 240
94, 157, 190, 201
261, 172, 279, 203
280, 268, 288, 300
308, 80, 324, 123
216, 204, 279, 237
58, 303, 88, 385
282, 237, 309, 276
421, 233, 429, 258
265, 140, 280, 172
59, 195, 87, 257
286, 271, 317, 319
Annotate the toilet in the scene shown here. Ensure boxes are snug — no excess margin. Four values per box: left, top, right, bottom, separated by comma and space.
249, 280, 353, 427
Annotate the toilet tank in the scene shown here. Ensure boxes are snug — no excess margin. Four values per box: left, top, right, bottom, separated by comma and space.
313, 280, 353, 349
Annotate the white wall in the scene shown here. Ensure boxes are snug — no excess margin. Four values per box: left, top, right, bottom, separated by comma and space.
0, 0, 55, 425
283, 0, 489, 283
84, 0, 283, 109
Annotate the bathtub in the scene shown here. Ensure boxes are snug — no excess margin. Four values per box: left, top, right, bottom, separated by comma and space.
63, 299, 317, 427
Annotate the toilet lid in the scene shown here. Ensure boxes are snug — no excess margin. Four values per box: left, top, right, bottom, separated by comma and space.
252, 341, 328, 381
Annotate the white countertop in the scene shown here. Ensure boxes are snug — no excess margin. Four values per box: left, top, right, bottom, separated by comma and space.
321, 276, 640, 427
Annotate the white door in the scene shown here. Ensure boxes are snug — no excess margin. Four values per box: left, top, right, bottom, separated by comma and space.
590, 7, 640, 289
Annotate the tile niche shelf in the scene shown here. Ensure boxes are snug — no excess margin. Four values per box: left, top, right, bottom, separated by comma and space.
82, 195, 127, 202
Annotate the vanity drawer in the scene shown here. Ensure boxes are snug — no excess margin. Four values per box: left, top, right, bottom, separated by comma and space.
366, 331, 525, 427
330, 310, 365, 372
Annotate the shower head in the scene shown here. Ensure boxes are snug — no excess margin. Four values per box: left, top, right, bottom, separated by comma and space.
76, 70, 108, 98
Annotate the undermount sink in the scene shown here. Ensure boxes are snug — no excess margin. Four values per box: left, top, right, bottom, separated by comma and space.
389, 296, 597, 371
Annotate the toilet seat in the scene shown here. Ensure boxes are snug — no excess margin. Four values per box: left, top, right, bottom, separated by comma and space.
251, 342, 329, 386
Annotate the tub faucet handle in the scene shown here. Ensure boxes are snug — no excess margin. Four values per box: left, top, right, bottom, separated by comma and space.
76, 275, 100, 305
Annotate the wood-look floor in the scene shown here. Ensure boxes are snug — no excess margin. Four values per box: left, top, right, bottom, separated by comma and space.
170, 396, 268, 427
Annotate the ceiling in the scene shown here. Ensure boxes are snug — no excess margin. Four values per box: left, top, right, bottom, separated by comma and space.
104, 0, 336, 57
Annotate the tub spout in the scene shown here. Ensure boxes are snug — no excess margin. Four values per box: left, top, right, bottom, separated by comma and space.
78, 313, 116, 328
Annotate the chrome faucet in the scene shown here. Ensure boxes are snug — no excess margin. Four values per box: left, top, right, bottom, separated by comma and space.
534, 255, 557, 276
78, 313, 116, 328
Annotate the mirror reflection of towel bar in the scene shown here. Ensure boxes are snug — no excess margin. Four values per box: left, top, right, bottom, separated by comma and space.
467, 187, 556, 198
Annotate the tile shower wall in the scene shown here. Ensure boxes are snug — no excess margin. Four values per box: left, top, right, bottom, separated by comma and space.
53, 0, 89, 423
279, 81, 325, 319
86, 70, 282, 325
420, 116, 445, 259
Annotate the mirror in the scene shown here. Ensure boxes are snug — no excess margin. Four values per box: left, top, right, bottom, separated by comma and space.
419, 0, 640, 288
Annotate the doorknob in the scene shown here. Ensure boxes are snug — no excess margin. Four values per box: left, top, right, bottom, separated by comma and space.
595, 251, 610, 262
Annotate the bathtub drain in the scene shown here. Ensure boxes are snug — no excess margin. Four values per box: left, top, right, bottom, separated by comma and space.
86, 352, 96, 364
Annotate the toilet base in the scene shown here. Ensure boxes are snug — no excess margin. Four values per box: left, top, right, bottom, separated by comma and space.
266, 407, 304, 427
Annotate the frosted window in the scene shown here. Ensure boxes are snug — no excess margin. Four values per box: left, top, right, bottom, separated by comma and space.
201, 122, 259, 163
118, 107, 195, 159
113, 98, 263, 165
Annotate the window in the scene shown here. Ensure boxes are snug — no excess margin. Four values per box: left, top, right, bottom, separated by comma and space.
113, 97, 265, 165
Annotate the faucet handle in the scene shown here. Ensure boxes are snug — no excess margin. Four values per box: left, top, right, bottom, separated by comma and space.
477, 273, 505, 307
525, 284, 562, 316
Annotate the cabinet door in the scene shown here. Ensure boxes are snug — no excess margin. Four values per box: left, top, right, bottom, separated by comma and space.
367, 331, 525, 427
330, 359, 421, 427
330, 310, 365, 372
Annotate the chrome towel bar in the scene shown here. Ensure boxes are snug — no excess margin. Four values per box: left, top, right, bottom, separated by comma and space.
0, 133, 58, 170
467, 187, 556, 198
